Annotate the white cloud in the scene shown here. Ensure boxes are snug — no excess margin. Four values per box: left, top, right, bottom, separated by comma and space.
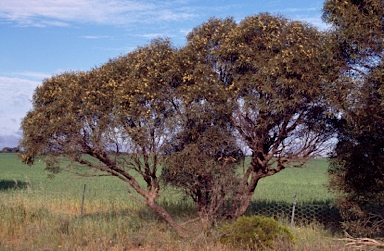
0, 0, 195, 27
138, 33, 170, 39
94, 45, 136, 53
278, 7, 317, 13
16, 71, 52, 80
20, 19, 70, 28
0, 77, 40, 146
180, 28, 191, 35
0, 76, 40, 95
0, 134, 21, 149
0, 76, 39, 118
156, 10, 196, 21
80, 35, 112, 39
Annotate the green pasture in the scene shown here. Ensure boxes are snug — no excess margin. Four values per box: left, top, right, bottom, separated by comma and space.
0, 153, 142, 215
0, 153, 333, 207
256, 159, 333, 204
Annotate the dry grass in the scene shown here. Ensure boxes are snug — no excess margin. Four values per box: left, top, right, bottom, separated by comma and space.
0, 154, 354, 250
0, 193, 356, 251
289, 224, 351, 251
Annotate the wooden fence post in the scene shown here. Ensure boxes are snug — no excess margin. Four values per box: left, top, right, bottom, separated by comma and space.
291, 193, 297, 227
81, 184, 86, 216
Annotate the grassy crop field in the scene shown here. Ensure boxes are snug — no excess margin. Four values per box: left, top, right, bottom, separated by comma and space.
0, 153, 350, 250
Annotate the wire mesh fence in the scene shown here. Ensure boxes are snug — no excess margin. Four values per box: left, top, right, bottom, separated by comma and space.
77, 186, 343, 230
3, 180, 343, 230
248, 201, 342, 230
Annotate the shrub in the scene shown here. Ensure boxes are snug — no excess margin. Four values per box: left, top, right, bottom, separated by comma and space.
219, 215, 295, 250
334, 197, 384, 237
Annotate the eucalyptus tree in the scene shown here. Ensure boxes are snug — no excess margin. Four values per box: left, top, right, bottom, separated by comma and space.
323, 0, 384, 236
218, 13, 338, 217
20, 38, 186, 235
20, 13, 340, 231
163, 14, 338, 221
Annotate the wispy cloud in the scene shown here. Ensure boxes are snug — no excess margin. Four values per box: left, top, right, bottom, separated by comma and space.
0, 0, 196, 27
138, 33, 171, 39
277, 7, 317, 13
180, 28, 191, 36
0, 71, 52, 82
16, 71, 52, 80
156, 10, 196, 21
80, 35, 112, 39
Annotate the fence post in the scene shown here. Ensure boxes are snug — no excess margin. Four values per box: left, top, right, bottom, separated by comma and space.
81, 184, 86, 216
291, 193, 297, 227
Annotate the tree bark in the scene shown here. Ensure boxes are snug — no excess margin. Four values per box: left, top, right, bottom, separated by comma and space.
231, 157, 266, 218
233, 172, 262, 218
146, 195, 185, 237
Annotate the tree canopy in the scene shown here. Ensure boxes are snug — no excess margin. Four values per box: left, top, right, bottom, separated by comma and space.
21, 38, 185, 234
217, 13, 338, 217
21, 13, 341, 233
323, 0, 384, 236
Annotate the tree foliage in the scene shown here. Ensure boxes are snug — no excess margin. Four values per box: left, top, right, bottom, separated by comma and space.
163, 14, 338, 223
20, 38, 185, 235
323, 0, 384, 236
218, 14, 338, 217
161, 18, 241, 225
323, 0, 383, 66
328, 63, 384, 236
21, 13, 340, 233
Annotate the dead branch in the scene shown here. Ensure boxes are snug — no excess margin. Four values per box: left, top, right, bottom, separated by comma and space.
335, 235, 384, 249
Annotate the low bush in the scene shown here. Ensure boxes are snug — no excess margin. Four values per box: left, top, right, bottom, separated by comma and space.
218, 215, 295, 250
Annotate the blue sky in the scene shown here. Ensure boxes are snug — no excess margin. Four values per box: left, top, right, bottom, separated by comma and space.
0, 0, 328, 149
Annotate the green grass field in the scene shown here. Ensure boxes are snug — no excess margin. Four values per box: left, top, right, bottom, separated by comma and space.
0, 154, 333, 204
0, 153, 346, 251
